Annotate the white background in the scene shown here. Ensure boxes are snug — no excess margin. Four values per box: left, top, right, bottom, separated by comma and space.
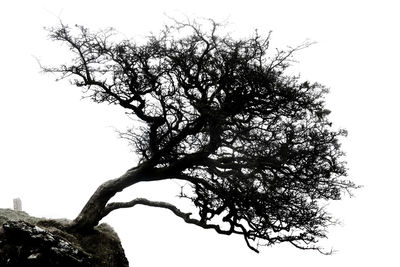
1, 0, 399, 266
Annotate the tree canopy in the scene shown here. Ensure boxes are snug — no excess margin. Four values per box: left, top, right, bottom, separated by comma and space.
44, 19, 356, 253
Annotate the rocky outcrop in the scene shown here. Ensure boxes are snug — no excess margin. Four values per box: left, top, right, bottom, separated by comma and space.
0, 209, 129, 267
0, 220, 92, 266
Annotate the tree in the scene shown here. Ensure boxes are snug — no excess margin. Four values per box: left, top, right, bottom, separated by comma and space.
43, 19, 356, 253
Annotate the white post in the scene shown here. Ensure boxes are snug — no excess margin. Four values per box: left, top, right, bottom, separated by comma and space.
13, 198, 22, 211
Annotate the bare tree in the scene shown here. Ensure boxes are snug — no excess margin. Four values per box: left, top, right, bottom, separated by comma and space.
43, 19, 356, 253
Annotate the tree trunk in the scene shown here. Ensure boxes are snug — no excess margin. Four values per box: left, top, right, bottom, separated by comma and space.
68, 165, 151, 232
68, 180, 118, 232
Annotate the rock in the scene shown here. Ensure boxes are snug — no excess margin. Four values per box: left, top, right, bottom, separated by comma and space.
0, 220, 92, 266
0, 209, 129, 267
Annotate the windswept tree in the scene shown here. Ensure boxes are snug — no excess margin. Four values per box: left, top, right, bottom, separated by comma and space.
43, 19, 356, 253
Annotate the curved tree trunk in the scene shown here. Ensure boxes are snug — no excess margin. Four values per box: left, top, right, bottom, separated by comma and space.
68, 180, 120, 232
68, 165, 152, 232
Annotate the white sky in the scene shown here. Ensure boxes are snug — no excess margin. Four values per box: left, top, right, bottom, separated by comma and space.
1, 0, 399, 266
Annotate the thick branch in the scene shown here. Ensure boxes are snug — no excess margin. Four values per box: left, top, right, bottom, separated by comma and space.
103, 198, 225, 233
103, 198, 261, 250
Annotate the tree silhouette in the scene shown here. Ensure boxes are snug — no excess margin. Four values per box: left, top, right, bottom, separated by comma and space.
43, 19, 356, 253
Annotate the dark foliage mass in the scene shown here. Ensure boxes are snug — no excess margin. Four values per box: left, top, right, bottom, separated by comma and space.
44, 19, 356, 253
